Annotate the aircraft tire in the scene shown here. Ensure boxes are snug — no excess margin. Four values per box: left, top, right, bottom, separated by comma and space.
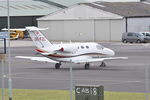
100, 62, 106, 67
55, 63, 61, 69
85, 63, 90, 69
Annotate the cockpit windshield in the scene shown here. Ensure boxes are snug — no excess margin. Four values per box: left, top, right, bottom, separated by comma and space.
96, 44, 104, 50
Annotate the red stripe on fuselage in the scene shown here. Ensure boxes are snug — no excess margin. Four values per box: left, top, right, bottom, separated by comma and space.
35, 49, 46, 53
48, 53, 106, 58
48, 54, 71, 58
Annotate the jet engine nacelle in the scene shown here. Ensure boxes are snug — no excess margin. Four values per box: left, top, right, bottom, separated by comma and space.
59, 45, 78, 53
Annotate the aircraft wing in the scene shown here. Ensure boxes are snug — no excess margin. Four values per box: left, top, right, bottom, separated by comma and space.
101, 57, 128, 60
16, 55, 128, 64
16, 56, 58, 63
72, 57, 128, 63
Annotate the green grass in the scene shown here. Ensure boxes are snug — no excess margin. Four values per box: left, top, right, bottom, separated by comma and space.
0, 88, 149, 100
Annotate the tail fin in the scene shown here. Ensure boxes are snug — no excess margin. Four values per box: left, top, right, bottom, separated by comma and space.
26, 26, 52, 48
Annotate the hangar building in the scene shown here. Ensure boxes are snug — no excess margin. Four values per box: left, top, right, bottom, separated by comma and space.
0, 0, 62, 30
38, 1, 150, 42
0, 0, 87, 30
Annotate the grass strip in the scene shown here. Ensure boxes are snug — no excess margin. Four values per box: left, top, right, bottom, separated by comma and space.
0, 88, 149, 100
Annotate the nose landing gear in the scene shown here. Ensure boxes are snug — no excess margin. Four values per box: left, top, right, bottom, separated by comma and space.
84, 63, 90, 69
100, 61, 106, 67
55, 63, 61, 69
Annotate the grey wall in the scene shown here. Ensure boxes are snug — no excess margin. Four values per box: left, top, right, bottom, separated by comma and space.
38, 19, 124, 42
110, 19, 125, 41
127, 17, 150, 32
95, 20, 110, 41
95, 19, 125, 41
38, 20, 95, 41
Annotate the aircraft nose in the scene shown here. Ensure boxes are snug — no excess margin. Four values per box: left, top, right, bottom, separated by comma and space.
106, 48, 115, 56
109, 49, 115, 56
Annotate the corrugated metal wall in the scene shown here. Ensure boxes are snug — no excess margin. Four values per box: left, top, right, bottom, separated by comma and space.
38, 19, 125, 42
95, 20, 110, 41
38, 20, 95, 41
110, 19, 125, 41
127, 17, 150, 32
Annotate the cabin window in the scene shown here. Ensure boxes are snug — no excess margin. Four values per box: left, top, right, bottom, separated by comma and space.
96, 44, 104, 50
81, 46, 84, 49
86, 46, 89, 49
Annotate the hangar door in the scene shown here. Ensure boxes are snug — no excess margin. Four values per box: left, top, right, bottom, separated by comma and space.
95, 19, 124, 41
110, 19, 125, 41
38, 20, 65, 41
38, 20, 95, 41
63, 20, 94, 41
127, 17, 150, 32
95, 19, 110, 41
38, 19, 124, 41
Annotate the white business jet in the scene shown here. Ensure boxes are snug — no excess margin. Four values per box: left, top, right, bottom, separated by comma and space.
15, 26, 127, 69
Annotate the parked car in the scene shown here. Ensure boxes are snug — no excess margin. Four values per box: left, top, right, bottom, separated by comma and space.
122, 32, 147, 43
139, 32, 150, 42
140, 32, 150, 36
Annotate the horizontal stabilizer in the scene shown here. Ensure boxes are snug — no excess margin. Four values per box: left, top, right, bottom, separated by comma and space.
26, 27, 48, 31
2, 27, 48, 31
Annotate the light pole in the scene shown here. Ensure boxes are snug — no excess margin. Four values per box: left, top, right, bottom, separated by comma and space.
69, 60, 73, 100
7, 0, 12, 100
145, 56, 149, 100
1, 59, 5, 100
144, 44, 149, 100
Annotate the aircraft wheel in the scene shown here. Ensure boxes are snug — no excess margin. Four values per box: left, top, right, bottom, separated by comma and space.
85, 63, 90, 69
55, 63, 61, 69
100, 62, 106, 67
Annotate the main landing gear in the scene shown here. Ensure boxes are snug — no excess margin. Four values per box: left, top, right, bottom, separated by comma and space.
55, 63, 90, 69
54, 62, 106, 69
100, 61, 106, 67
55, 63, 61, 69
84, 62, 106, 69
84, 63, 90, 69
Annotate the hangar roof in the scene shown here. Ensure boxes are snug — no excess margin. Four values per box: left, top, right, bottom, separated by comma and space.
38, 1, 150, 21
38, 4, 123, 20
0, 0, 61, 17
44, 0, 86, 6
84, 2, 150, 17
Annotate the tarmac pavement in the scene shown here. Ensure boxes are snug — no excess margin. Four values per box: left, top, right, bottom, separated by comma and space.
0, 40, 150, 92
